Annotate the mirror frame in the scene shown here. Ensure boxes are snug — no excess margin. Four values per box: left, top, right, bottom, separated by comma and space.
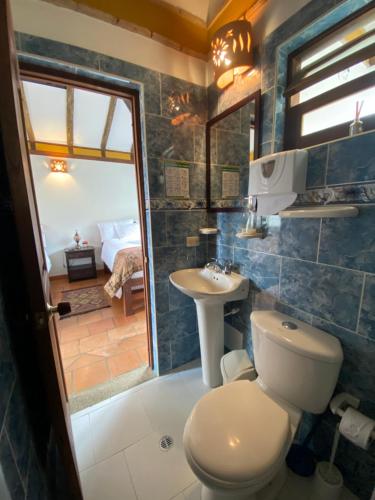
206, 90, 261, 212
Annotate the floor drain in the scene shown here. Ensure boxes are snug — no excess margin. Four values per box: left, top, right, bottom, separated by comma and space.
160, 435, 174, 451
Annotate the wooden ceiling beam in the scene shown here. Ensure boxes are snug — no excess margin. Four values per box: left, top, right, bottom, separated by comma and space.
20, 82, 36, 150
66, 86, 74, 154
101, 95, 117, 156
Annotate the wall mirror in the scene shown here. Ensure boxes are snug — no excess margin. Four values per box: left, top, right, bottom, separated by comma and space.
206, 91, 260, 211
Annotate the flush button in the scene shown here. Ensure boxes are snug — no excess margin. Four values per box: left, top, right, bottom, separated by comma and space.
282, 321, 298, 330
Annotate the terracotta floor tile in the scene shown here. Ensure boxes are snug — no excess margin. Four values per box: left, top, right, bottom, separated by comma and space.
87, 318, 115, 335
73, 360, 110, 393
51, 274, 149, 397
80, 332, 110, 353
108, 325, 138, 342
60, 340, 80, 359
108, 350, 142, 378
88, 342, 128, 357
119, 335, 147, 351
62, 355, 79, 370
78, 310, 103, 326
57, 316, 79, 331
68, 353, 104, 370
137, 346, 149, 364
59, 324, 90, 344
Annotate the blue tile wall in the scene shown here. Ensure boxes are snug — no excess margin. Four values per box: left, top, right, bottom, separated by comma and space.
208, 1, 375, 497
0, 294, 48, 500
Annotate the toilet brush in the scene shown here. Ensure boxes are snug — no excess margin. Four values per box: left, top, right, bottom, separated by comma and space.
310, 424, 343, 500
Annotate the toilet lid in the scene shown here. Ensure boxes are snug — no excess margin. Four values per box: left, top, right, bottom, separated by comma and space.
185, 380, 290, 484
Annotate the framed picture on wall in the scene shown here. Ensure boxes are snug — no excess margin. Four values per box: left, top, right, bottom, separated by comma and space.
221, 167, 240, 199
164, 160, 190, 199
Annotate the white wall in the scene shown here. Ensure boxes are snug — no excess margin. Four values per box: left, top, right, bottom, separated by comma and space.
10, 0, 207, 86
31, 155, 139, 276
11, 0, 311, 87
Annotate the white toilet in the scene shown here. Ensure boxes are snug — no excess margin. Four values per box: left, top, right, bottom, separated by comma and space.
183, 310, 343, 500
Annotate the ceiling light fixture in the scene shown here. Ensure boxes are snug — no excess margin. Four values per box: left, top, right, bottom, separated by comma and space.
211, 20, 254, 89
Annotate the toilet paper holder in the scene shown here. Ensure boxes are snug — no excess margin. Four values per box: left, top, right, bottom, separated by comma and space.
330, 392, 375, 441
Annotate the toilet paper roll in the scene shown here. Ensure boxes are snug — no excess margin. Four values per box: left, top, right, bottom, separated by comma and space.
339, 407, 375, 450
256, 193, 297, 216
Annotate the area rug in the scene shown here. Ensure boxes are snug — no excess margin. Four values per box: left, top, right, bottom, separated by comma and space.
60, 285, 111, 319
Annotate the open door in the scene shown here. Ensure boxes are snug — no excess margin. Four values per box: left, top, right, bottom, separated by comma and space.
0, 1, 82, 498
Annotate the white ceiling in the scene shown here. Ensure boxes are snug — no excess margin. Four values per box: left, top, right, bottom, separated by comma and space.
161, 0, 229, 24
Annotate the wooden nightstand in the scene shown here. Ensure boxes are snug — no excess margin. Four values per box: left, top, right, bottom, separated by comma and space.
64, 246, 97, 282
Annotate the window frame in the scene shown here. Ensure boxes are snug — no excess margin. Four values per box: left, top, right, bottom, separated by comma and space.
284, 1, 375, 149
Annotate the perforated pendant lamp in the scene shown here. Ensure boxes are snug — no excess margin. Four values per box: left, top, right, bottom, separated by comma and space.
211, 20, 254, 89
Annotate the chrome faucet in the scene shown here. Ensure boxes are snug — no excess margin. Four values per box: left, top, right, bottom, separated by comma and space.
205, 258, 222, 273
205, 259, 233, 274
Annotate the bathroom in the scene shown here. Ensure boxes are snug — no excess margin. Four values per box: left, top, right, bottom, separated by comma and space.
0, 0, 374, 499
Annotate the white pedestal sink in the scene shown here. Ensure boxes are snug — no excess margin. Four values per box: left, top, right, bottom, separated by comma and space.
169, 268, 249, 387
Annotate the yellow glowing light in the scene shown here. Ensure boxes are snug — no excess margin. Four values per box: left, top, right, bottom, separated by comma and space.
50, 159, 68, 173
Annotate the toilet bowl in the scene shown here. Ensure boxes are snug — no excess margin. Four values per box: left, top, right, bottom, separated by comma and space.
183, 311, 343, 500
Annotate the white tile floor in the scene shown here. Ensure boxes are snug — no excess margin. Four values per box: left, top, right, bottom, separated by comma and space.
71, 363, 358, 500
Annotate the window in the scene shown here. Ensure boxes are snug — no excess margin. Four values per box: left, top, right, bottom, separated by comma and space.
284, 3, 375, 149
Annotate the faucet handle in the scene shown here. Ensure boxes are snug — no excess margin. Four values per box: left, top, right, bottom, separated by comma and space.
223, 260, 233, 274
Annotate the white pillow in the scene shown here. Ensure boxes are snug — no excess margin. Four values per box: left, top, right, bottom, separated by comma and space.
97, 221, 116, 242
114, 219, 138, 239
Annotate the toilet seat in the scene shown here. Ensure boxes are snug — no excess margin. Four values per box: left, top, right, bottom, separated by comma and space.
183, 380, 291, 489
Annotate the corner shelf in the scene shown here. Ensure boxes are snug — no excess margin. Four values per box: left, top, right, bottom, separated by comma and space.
279, 205, 359, 218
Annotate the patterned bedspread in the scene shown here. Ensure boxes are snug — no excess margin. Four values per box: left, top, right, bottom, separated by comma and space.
104, 247, 143, 298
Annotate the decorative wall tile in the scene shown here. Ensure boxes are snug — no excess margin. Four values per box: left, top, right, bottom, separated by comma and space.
160, 74, 207, 122
312, 317, 375, 404
168, 282, 194, 311
0, 320, 15, 430
153, 246, 196, 282
25, 445, 48, 500
302, 183, 375, 207
145, 114, 194, 161
99, 55, 161, 115
193, 126, 206, 164
216, 129, 249, 167
5, 382, 30, 485
171, 332, 200, 369
157, 306, 197, 343
190, 163, 206, 200
306, 145, 327, 188
280, 259, 363, 330
326, 132, 375, 185
0, 430, 25, 499
260, 88, 274, 144
19, 33, 100, 69
150, 211, 166, 247
157, 341, 172, 373
358, 274, 375, 341
319, 206, 375, 273
154, 282, 169, 314
165, 210, 207, 245
234, 248, 281, 295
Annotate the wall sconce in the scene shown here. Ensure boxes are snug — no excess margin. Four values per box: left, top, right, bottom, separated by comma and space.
211, 20, 253, 89
50, 159, 68, 173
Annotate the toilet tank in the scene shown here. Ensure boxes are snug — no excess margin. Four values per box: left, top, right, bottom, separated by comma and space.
251, 311, 343, 414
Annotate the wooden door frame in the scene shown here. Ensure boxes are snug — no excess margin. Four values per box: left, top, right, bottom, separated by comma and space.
19, 60, 154, 369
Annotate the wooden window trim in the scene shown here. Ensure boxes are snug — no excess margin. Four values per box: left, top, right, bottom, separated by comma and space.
284, 1, 375, 149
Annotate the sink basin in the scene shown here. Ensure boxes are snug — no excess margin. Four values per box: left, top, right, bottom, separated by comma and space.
169, 268, 249, 388
169, 268, 248, 302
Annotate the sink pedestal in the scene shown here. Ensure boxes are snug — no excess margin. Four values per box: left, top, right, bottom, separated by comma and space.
195, 301, 224, 387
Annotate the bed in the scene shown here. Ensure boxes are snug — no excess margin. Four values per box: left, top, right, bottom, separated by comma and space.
98, 219, 144, 316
